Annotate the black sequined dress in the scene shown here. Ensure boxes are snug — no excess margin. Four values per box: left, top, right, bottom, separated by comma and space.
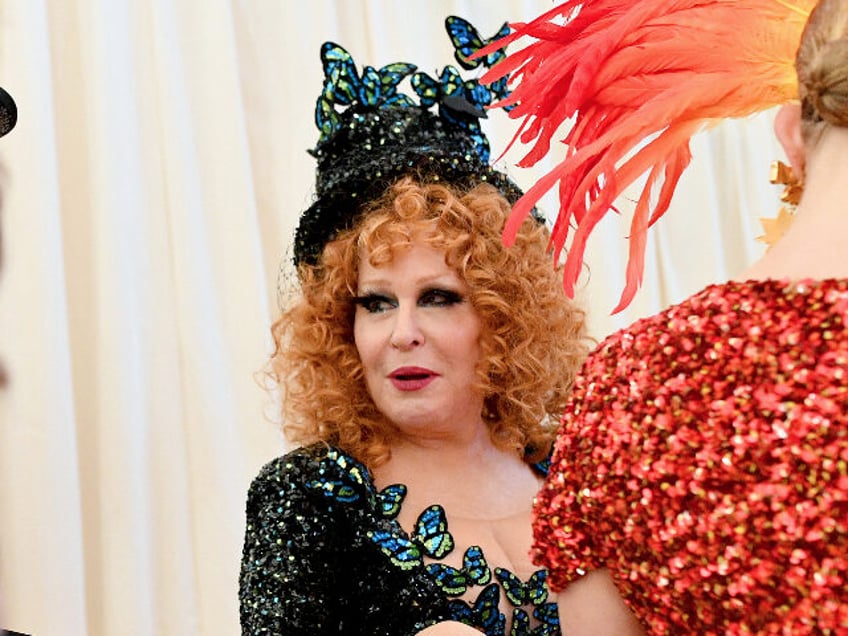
239, 444, 559, 636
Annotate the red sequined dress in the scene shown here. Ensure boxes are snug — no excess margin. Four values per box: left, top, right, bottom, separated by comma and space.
533, 279, 848, 634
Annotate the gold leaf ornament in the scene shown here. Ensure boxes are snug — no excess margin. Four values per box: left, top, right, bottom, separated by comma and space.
757, 160, 802, 249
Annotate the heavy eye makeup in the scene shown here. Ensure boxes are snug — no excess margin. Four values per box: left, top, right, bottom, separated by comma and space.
352, 287, 465, 313
418, 287, 464, 307
352, 292, 396, 314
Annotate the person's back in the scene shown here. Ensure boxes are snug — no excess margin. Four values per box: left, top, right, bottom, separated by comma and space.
492, 0, 848, 632
537, 276, 848, 632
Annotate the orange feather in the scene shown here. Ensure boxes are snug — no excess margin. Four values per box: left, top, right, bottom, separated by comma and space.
482, 0, 814, 311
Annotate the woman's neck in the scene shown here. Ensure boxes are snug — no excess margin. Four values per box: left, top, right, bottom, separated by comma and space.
384, 424, 515, 475
372, 427, 537, 519
738, 127, 848, 282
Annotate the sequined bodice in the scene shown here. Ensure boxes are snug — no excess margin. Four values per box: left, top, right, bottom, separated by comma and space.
240, 444, 559, 636
533, 279, 848, 633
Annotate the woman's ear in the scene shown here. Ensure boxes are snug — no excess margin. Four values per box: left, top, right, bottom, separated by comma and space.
774, 103, 806, 181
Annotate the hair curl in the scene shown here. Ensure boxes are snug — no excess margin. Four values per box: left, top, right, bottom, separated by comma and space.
269, 177, 590, 469
797, 0, 848, 143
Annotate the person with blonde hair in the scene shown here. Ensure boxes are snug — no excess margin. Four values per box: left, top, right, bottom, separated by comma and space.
487, 0, 848, 632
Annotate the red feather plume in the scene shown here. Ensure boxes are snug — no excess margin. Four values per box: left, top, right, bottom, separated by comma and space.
482, 0, 814, 312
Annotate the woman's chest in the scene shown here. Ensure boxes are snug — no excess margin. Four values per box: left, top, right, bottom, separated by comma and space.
358, 484, 559, 635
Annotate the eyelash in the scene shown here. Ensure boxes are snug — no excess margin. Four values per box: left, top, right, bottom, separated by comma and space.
353, 288, 464, 314
420, 289, 463, 307
353, 294, 395, 314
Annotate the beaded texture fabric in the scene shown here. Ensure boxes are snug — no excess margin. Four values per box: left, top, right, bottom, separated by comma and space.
240, 445, 560, 635
293, 17, 525, 268
0, 86, 15, 138
533, 279, 848, 634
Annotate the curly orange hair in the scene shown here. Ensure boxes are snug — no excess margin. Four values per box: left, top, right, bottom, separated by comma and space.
270, 177, 590, 469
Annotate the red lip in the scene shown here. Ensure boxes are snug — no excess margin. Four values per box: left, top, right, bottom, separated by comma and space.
389, 366, 438, 391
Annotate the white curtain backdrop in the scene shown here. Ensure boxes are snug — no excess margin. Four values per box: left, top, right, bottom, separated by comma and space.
0, 1, 784, 634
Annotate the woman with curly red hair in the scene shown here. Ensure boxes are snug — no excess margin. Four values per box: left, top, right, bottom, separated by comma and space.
238, 20, 589, 636
273, 177, 586, 471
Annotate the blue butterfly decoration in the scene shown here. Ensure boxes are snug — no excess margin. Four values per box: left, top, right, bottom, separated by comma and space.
494, 568, 549, 607
411, 66, 465, 110
506, 605, 560, 636
312, 17, 515, 161
444, 16, 514, 113
368, 504, 454, 571
305, 448, 369, 503
448, 583, 506, 636
445, 16, 510, 70
510, 608, 531, 636
410, 66, 491, 161
376, 483, 407, 519
306, 475, 360, 503
412, 65, 497, 117
425, 544, 492, 596
531, 456, 551, 476
531, 603, 560, 635
315, 42, 417, 142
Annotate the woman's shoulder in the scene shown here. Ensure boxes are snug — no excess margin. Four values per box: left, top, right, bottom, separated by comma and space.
588, 277, 848, 365
254, 443, 364, 475
248, 443, 375, 505
563, 277, 848, 435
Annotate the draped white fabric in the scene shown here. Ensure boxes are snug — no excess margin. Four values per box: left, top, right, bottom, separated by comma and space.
0, 1, 784, 634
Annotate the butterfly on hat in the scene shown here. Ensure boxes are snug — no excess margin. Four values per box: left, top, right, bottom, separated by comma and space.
410, 17, 514, 161
444, 16, 514, 110
314, 16, 514, 161
316, 42, 418, 143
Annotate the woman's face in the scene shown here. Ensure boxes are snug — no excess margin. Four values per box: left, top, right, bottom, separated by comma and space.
353, 239, 486, 438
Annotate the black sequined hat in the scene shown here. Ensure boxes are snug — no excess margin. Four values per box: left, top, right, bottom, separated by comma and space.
293, 17, 525, 268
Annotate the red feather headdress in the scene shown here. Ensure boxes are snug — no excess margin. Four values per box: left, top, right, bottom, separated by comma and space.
482, 0, 814, 312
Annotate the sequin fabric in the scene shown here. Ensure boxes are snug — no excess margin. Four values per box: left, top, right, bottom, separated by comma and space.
0, 86, 16, 137
240, 444, 560, 635
293, 26, 523, 269
533, 279, 848, 634
294, 105, 525, 269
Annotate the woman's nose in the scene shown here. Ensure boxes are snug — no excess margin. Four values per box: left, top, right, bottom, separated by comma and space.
390, 305, 424, 349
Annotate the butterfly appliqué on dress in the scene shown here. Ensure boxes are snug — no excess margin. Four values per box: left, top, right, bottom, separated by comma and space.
494, 568, 560, 636
370, 501, 560, 635
305, 447, 369, 503
495, 568, 549, 607
448, 583, 506, 635
528, 602, 561, 636
426, 545, 492, 596
368, 504, 455, 571
376, 483, 407, 519
305, 446, 560, 635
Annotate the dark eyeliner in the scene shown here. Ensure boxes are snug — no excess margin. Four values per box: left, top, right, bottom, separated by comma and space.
352, 292, 395, 313
420, 287, 464, 306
